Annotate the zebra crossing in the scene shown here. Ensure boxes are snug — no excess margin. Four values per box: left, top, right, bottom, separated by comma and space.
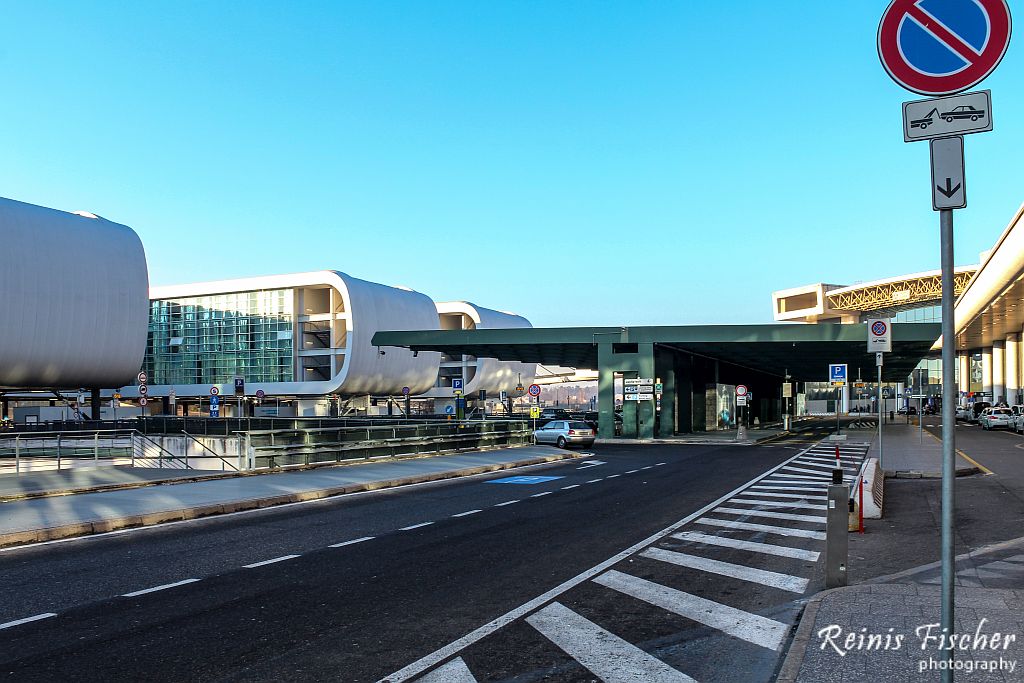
382, 440, 872, 683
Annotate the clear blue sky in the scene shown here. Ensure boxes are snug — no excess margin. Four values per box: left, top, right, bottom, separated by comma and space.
2, 2, 1021, 326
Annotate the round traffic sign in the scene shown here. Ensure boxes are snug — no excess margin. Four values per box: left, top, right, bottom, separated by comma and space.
871, 320, 888, 337
255, 389, 266, 399
137, 371, 148, 385
736, 384, 749, 397
139, 397, 148, 407
445, 405, 455, 414
402, 386, 411, 396
210, 386, 220, 396
528, 384, 541, 397
138, 384, 148, 396
878, 0, 1011, 95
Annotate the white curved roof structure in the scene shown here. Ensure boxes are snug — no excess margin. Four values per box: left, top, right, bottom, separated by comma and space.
0, 197, 149, 388
134, 271, 441, 398
434, 301, 536, 394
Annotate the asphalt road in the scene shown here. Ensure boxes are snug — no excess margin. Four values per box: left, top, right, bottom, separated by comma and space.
0, 439, 860, 682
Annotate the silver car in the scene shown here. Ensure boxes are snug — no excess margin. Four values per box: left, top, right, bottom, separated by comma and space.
534, 420, 595, 448
980, 407, 1013, 430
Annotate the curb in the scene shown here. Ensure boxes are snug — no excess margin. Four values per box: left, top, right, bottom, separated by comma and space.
0, 452, 580, 549
776, 588, 842, 683
886, 466, 980, 479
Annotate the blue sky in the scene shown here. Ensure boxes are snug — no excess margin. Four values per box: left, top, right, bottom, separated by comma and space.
2, 2, 1021, 327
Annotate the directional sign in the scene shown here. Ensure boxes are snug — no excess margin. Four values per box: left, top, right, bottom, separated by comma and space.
867, 318, 893, 353
637, 393, 654, 401
528, 384, 541, 397
878, 0, 1012, 96
445, 405, 455, 415
623, 394, 640, 401
624, 385, 639, 394
903, 90, 992, 141
829, 364, 848, 386
930, 136, 966, 210
452, 378, 463, 391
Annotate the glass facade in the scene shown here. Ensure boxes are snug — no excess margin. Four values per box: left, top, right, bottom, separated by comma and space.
145, 289, 295, 385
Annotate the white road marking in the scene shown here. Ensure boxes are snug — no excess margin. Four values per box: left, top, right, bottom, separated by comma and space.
758, 479, 829, 486
328, 536, 375, 548
654, 463, 666, 466
494, 500, 520, 507
593, 570, 788, 650
400, 522, 435, 531
640, 547, 809, 593
587, 479, 603, 484
122, 578, 201, 597
729, 498, 826, 511
764, 473, 830, 481
625, 469, 639, 474
606, 474, 621, 479
695, 517, 826, 540
750, 485, 828, 493
244, 555, 300, 569
793, 458, 858, 469
640, 466, 653, 470
451, 510, 482, 518
716, 507, 826, 524
561, 485, 580, 490
781, 465, 841, 477
0, 613, 57, 630
416, 657, 479, 683
742, 491, 826, 501
671, 531, 820, 561
526, 602, 695, 683
531, 491, 553, 498
377, 441, 821, 682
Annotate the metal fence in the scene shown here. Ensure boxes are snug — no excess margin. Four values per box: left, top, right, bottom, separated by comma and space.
243, 420, 532, 469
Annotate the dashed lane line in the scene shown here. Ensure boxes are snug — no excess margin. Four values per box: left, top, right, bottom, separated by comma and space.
494, 500, 520, 507
122, 578, 201, 598
530, 492, 553, 498
526, 601, 695, 683
0, 613, 57, 630
694, 517, 826, 540
328, 536, 375, 548
399, 522, 435, 531
625, 469, 639, 474
671, 531, 820, 561
606, 474, 621, 479
640, 466, 654, 470
561, 485, 580, 490
639, 547, 809, 593
593, 569, 788, 650
587, 479, 603, 484
715, 507, 826, 524
416, 657, 478, 683
243, 554, 300, 569
451, 510, 482, 518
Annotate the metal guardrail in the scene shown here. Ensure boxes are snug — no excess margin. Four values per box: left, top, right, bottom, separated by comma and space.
244, 420, 532, 469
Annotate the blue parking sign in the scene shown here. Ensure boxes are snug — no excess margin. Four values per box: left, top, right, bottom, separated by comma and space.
829, 364, 848, 384
452, 378, 463, 390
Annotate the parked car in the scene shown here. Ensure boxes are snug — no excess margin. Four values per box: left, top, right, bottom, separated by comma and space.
956, 405, 972, 420
968, 401, 992, 422
539, 408, 571, 421
979, 407, 1013, 430
533, 420, 595, 448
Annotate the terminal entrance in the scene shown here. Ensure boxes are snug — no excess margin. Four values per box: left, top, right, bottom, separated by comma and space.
373, 323, 943, 440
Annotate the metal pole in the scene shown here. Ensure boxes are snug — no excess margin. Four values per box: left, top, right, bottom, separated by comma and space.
939, 207, 956, 682
878, 359, 884, 471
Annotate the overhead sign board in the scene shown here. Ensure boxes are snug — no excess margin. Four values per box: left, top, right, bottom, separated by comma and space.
829, 364, 848, 386
878, 0, 1011, 96
903, 90, 992, 141
867, 318, 893, 353
930, 136, 966, 210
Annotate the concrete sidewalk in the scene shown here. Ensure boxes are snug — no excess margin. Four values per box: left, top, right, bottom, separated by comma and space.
874, 423, 979, 477
0, 466, 236, 502
0, 445, 574, 548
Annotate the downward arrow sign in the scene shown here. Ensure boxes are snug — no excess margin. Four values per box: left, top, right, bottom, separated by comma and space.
937, 177, 961, 198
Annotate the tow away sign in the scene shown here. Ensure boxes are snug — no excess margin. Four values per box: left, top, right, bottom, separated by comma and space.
903, 90, 992, 142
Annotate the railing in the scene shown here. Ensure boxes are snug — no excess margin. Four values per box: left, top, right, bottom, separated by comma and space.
243, 420, 532, 469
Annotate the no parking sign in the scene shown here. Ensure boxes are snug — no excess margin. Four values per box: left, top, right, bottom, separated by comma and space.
878, 0, 1011, 95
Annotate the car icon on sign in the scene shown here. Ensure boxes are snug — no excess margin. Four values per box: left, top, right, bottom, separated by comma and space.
939, 105, 984, 122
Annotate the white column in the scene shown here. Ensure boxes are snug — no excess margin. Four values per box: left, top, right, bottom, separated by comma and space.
993, 342, 1005, 405
958, 353, 970, 402
1006, 334, 1020, 406
982, 348, 993, 399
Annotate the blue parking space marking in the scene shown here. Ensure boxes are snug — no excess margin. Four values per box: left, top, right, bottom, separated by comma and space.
487, 476, 565, 485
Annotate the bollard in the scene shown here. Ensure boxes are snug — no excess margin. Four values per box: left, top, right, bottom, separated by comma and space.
826, 468, 849, 588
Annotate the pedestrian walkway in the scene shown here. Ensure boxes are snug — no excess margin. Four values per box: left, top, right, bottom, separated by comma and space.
872, 423, 979, 477
0, 466, 232, 502
382, 440, 873, 683
0, 445, 571, 547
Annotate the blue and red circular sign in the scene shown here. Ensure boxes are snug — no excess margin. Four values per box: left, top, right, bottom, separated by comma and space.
878, 0, 1011, 95
528, 383, 541, 397
871, 320, 888, 336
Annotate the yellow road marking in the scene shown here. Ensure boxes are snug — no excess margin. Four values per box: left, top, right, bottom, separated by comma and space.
925, 429, 994, 475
